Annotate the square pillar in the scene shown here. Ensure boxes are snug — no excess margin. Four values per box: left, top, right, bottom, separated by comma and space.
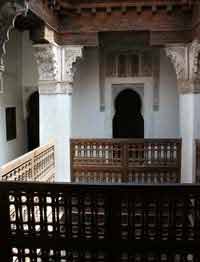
179, 91, 200, 182
165, 40, 200, 183
34, 44, 83, 182
39, 83, 72, 182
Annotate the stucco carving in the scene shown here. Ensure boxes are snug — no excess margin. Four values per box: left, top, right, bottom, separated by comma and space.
38, 82, 73, 95
63, 46, 83, 82
189, 39, 200, 81
34, 44, 83, 94
165, 41, 200, 93
0, 1, 28, 71
165, 45, 187, 80
34, 44, 59, 81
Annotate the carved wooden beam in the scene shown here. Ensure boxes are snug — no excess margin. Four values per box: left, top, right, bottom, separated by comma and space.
48, 0, 193, 12
59, 9, 192, 33
55, 32, 99, 46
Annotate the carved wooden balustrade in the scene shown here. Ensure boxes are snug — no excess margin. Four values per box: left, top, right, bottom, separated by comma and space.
0, 143, 55, 182
71, 139, 182, 184
0, 182, 200, 261
196, 139, 200, 183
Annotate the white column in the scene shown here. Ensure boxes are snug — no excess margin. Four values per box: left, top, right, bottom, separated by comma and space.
179, 91, 200, 182
39, 83, 72, 182
34, 44, 83, 182
165, 41, 200, 183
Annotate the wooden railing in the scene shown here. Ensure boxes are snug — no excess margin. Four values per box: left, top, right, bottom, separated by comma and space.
0, 182, 199, 261
0, 143, 55, 182
71, 139, 182, 184
196, 139, 200, 183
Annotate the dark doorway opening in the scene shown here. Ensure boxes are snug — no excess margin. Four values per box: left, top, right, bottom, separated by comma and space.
113, 89, 144, 138
27, 91, 39, 151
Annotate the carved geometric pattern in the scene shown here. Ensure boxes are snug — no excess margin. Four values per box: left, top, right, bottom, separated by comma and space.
165, 40, 200, 93
165, 45, 187, 80
34, 44, 59, 82
34, 44, 83, 94
105, 51, 153, 78
189, 39, 200, 81
63, 46, 83, 82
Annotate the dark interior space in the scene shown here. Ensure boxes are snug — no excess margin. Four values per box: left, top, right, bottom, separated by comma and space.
113, 89, 144, 138
27, 91, 39, 151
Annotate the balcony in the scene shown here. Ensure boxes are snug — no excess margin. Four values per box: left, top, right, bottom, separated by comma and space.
71, 139, 182, 184
0, 182, 200, 261
1, 139, 200, 261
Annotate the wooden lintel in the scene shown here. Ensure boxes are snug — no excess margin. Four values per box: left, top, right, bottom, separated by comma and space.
60, 9, 192, 33
55, 32, 99, 46
56, 1, 194, 11
150, 30, 192, 46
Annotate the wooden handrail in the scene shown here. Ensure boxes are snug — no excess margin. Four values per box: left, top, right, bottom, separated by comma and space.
196, 139, 200, 183
0, 182, 199, 260
0, 143, 55, 182
71, 138, 182, 184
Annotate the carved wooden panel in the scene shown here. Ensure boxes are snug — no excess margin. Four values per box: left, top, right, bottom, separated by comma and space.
141, 51, 153, 77
0, 182, 200, 261
105, 51, 154, 78
0, 143, 55, 182
71, 139, 182, 184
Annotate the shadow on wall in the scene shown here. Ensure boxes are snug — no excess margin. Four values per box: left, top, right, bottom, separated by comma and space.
113, 89, 144, 138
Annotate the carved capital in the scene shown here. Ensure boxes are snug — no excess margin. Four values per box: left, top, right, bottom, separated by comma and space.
34, 44, 60, 82
189, 39, 200, 81
34, 44, 83, 94
177, 79, 200, 94
165, 45, 187, 80
0, 1, 28, 69
62, 46, 83, 82
38, 82, 73, 95
165, 40, 200, 93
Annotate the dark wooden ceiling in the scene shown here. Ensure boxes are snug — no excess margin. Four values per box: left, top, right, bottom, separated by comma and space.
46, 0, 193, 13
18, 0, 198, 46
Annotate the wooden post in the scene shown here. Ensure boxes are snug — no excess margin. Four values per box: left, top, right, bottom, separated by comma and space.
0, 188, 10, 261
122, 142, 129, 182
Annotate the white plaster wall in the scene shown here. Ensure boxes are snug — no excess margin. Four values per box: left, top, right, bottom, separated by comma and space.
72, 48, 179, 139
180, 94, 200, 183
72, 47, 105, 138
153, 50, 179, 138
22, 31, 38, 119
0, 30, 27, 165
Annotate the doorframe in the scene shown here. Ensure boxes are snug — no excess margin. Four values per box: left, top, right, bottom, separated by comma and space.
104, 77, 154, 138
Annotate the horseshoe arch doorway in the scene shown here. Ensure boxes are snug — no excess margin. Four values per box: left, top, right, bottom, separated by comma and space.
113, 89, 144, 138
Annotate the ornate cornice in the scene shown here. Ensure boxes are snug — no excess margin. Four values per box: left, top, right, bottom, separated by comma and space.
62, 46, 83, 82
165, 45, 187, 81
34, 44, 59, 82
0, 1, 28, 71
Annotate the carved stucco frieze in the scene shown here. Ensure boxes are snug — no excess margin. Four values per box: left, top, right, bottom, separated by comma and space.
189, 39, 200, 81
165, 45, 187, 81
0, 1, 28, 73
62, 46, 83, 82
34, 44, 59, 82
165, 40, 200, 93
34, 44, 83, 94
